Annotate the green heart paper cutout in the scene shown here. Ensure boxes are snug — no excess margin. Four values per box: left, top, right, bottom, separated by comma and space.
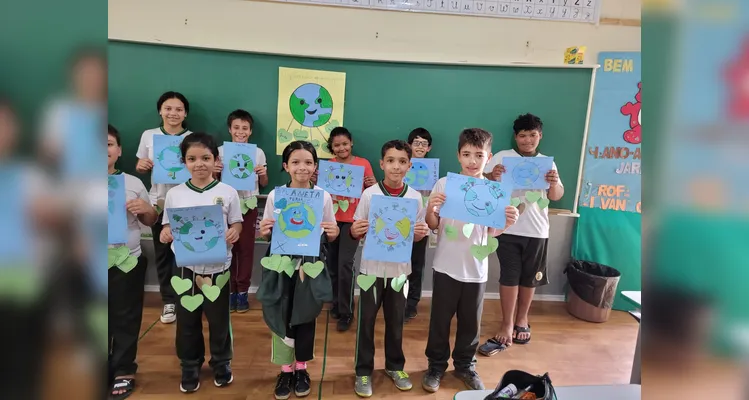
444, 225, 458, 240
333, 202, 339, 214
390, 274, 407, 292
241, 201, 250, 215
280, 256, 295, 278
357, 274, 377, 292
108, 251, 117, 269
201, 284, 221, 302
278, 129, 292, 143
470, 245, 491, 261
117, 255, 138, 273
245, 196, 258, 210
462, 223, 475, 239
215, 271, 230, 289
338, 199, 350, 212
180, 294, 204, 312
537, 198, 550, 209
525, 191, 542, 203
171, 276, 193, 295
301, 261, 325, 279
486, 236, 499, 253
155, 205, 163, 214
510, 197, 522, 207
261, 254, 282, 271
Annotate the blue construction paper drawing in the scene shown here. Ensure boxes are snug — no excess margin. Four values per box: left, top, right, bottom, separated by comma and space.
0, 168, 30, 267
153, 134, 190, 184
167, 205, 227, 267
271, 187, 325, 257
439, 173, 513, 229
362, 195, 418, 263
318, 160, 364, 198
405, 158, 439, 191
221, 142, 257, 191
107, 174, 128, 245
502, 156, 554, 190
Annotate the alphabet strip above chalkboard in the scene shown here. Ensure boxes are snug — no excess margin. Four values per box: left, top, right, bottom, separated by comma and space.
267, 0, 600, 24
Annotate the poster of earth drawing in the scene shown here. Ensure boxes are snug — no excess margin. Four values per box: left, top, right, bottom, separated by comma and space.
276, 67, 346, 158
167, 205, 228, 267
439, 173, 513, 229
502, 156, 554, 190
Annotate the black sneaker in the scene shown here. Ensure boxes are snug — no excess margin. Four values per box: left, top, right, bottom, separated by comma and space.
454, 368, 485, 390
180, 369, 200, 393
274, 372, 293, 400
337, 314, 352, 332
421, 367, 443, 393
405, 305, 418, 320
294, 369, 311, 397
330, 305, 340, 319
214, 364, 233, 387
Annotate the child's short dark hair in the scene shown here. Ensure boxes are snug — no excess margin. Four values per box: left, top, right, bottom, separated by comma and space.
226, 109, 254, 130
381, 140, 412, 159
407, 128, 432, 146
180, 132, 218, 160
458, 128, 492, 152
513, 113, 543, 134
281, 141, 318, 172
326, 126, 352, 153
108, 124, 121, 146
157, 91, 190, 114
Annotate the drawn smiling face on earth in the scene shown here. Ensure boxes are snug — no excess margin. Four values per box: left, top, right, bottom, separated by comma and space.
277, 200, 317, 239
327, 167, 352, 192
289, 83, 334, 128
512, 160, 541, 187
158, 146, 183, 172
463, 180, 503, 217
178, 219, 221, 253
229, 153, 254, 179
405, 162, 429, 186
374, 210, 411, 246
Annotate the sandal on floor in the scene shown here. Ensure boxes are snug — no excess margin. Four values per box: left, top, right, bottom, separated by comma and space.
109, 378, 135, 400
478, 338, 508, 356
513, 325, 531, 345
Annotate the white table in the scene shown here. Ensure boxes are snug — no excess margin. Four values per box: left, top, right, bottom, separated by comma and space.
622, 291, 641, 385
454, 384, 641, 399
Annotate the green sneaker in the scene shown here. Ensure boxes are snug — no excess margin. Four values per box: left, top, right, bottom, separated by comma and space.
385, 370, 413, 391
354, 375, 372, 397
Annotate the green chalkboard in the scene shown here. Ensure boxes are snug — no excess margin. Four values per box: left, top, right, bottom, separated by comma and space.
109, 41, 591, 210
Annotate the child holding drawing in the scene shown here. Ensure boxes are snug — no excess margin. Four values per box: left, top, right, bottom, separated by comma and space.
258, 140, 339, 400
349, 140, 429, 397
422, 128, 519, 393
159, 133, 243, 393
318, 127, 376, 332
215, 109, 268, 312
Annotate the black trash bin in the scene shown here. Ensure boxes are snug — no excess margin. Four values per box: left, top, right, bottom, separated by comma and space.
564, 259, 621, 323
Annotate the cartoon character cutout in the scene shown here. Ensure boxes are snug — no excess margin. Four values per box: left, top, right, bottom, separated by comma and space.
275, 198, 316, 239
405, 162, 430, 187
171, 213, 223, 253
461, 178, 504, 217
157, 145, 184, 180
325, 164, 354, 194
621, 81, 642, 145
229, 153, 254, 179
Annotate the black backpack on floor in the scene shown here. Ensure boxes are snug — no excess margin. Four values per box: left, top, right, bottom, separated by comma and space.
484, 370, 556, 400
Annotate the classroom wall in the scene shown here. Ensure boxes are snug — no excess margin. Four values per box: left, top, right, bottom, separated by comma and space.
108, 0, 640, 65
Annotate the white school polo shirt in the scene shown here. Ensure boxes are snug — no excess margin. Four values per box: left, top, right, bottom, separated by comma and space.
162, 180, 243, 275
136, 127, 193, 205
483, 149, 562, 239
218, 144, 267, 198
353, 183, 426, 278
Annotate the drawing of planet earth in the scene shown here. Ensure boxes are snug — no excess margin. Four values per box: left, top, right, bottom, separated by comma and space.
278, 201, 316, 239
511, 160, 541, 187
289, 83, 333, 127
405, 162, 429, 187
108, 176, 118, 214
326, 167, 353, 193
177, 219, 221, 253
373, 209, 411, 246
157, 145, 183, 177
229, 153, 254, 179
464, 181, 504, 217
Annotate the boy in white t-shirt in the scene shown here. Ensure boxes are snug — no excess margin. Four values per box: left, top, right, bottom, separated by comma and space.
349, 140, 429, 397
422, 129, 519, 393
215, 109, 268, 313
482, 113, 564, 349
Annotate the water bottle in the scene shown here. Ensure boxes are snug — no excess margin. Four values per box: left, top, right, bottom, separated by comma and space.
496, 383, 518, 398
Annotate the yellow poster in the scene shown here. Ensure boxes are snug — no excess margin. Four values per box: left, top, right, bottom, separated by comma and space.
276, 67, 346, 158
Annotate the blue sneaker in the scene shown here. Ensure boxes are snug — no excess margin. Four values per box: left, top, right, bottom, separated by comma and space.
229, 293, 237, 312
236, 292, 250, 313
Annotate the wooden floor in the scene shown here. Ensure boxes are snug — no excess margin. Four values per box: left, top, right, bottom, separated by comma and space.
128, 293, 638, 399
